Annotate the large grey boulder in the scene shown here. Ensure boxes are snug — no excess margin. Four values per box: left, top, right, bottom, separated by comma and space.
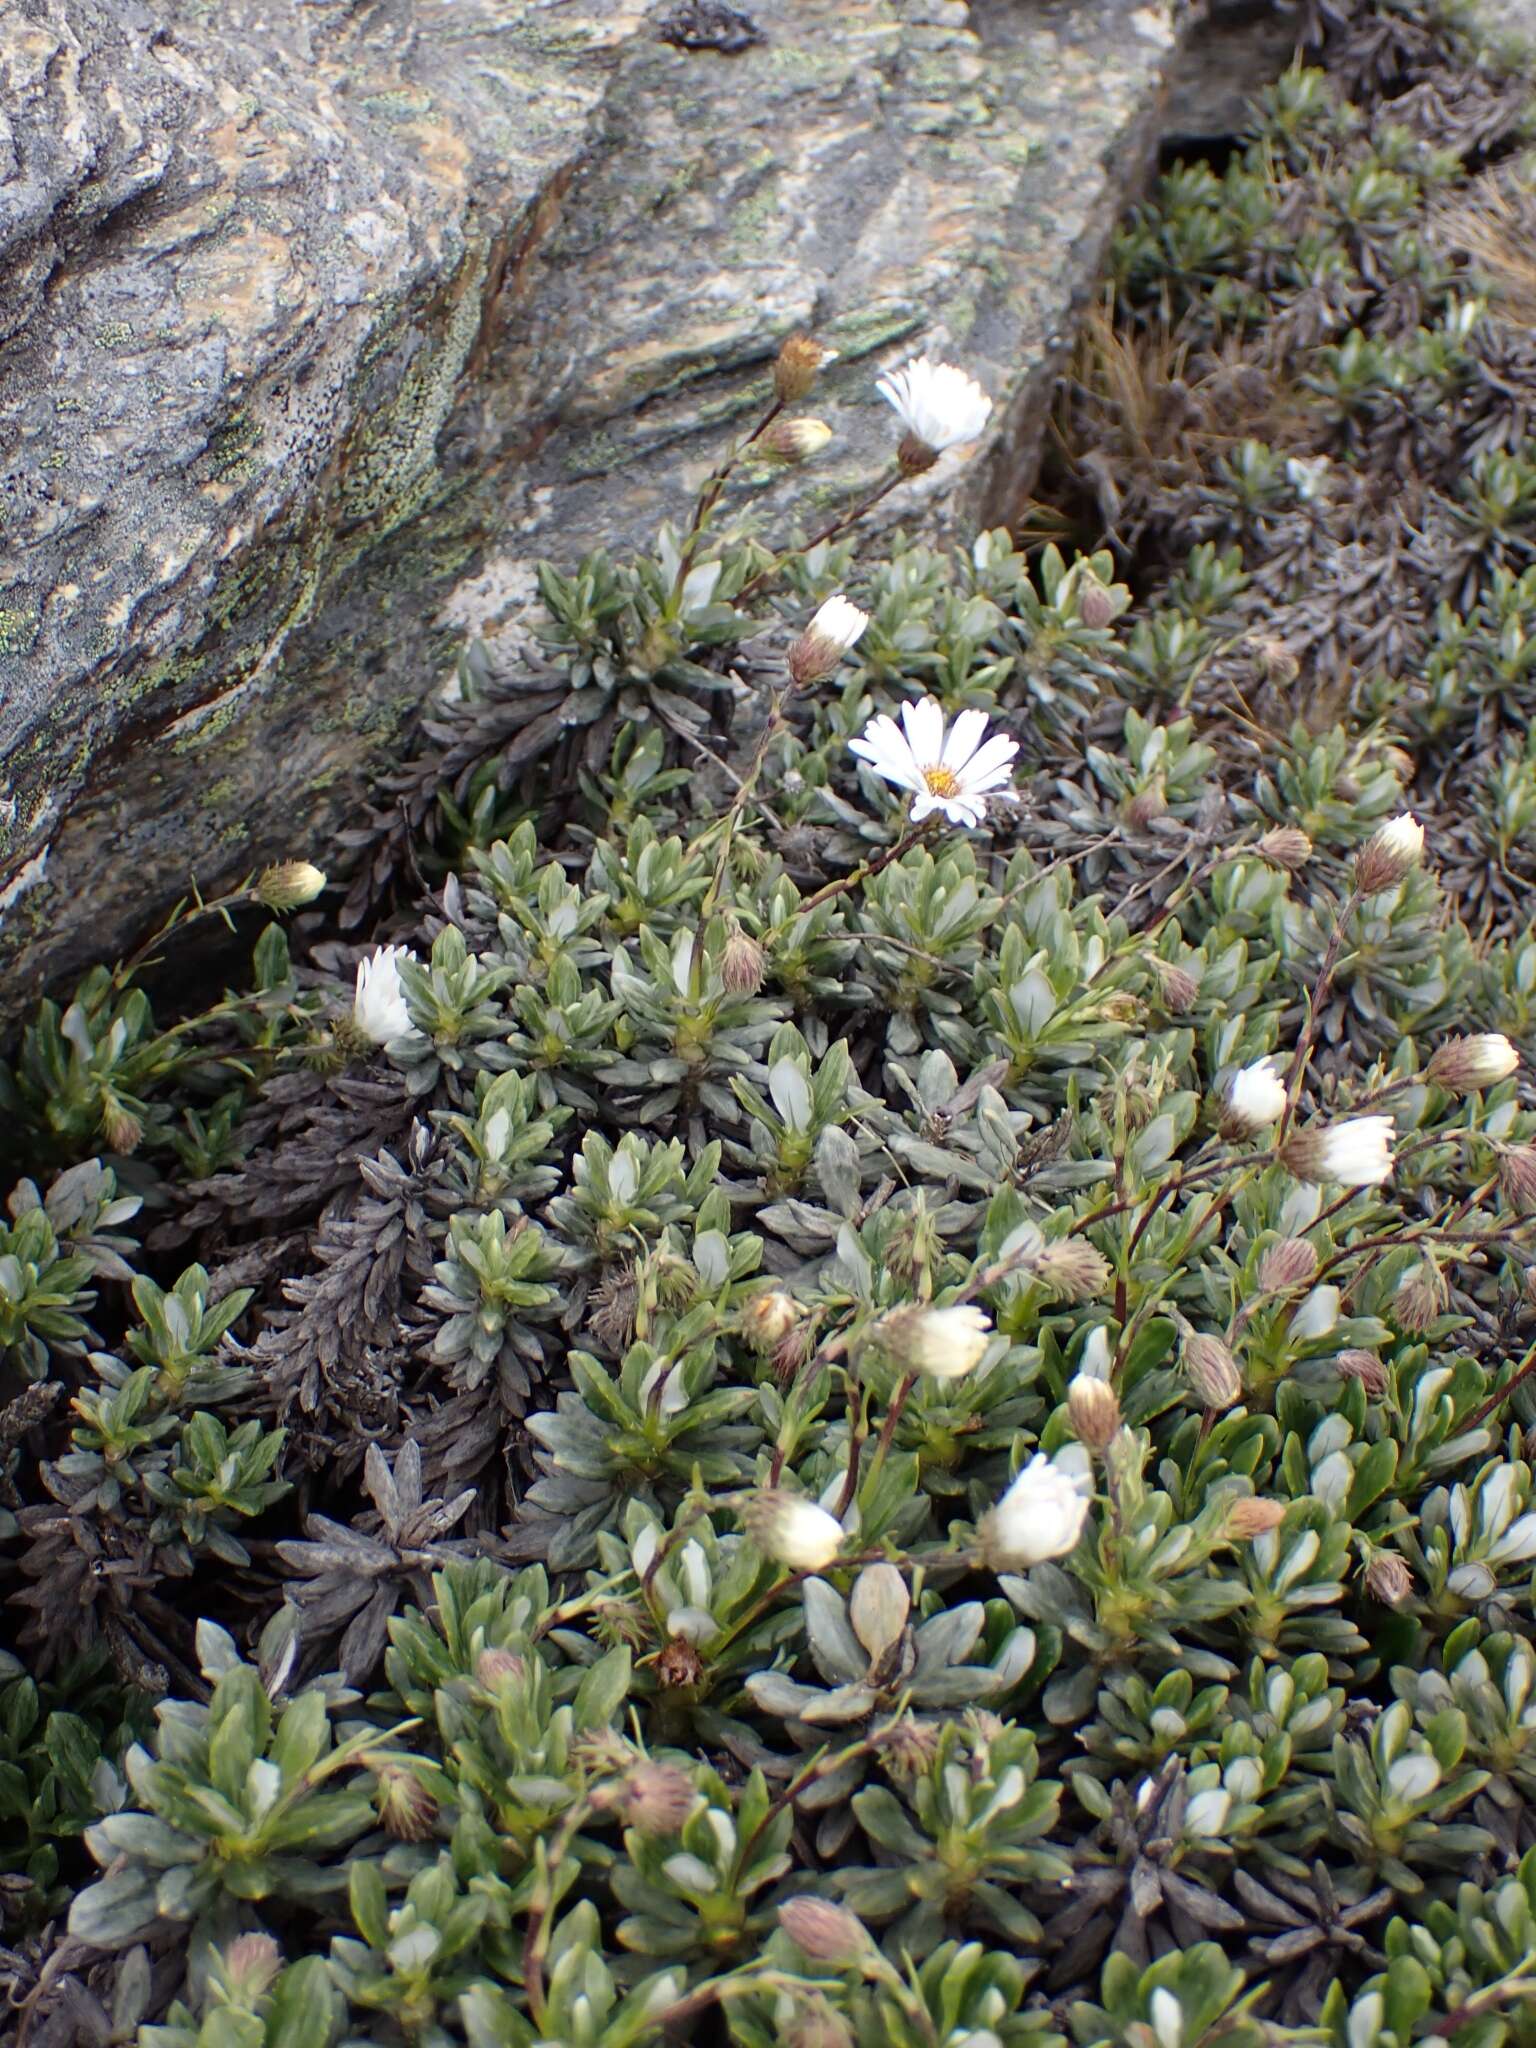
0, 0, 1195, 1011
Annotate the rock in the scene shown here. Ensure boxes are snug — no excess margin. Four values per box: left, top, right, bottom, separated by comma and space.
0, 0, 1195, 1012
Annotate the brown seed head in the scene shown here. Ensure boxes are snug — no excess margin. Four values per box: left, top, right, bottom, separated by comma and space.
774, 333, 836, 404
1151, 956, 1200, 1013
656, 1637, 706, 1691
1365, 1552, 1414, 1606
874, 1716, 941, 1778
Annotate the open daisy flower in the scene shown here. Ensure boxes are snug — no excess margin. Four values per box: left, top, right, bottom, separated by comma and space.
876, 354, 993, 465
848, 698, 1019, 827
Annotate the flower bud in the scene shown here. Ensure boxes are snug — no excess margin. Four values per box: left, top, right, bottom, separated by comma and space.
1078, 576, 1117, 630
1354, 812, 1424, 895
1253, 636, 1300, 684
777, 1895, 873, 1963
1183, 1330, 1242, 1410
1336, 1349, 1388, 1395
475, 1647, 526, 1690
1281, 1116, 1395, 1188
786, 1998, 855, 2048
1220, 1055, 1287, 1138
655, 1637, 706, 1690
787, 594, 870, 688
255, 859, 327, 911
1258, 1237, 1318, 1293
100, 1095, 143, 1155
743, 1489, 844, 1573
874, 1716, 941, 1777
1366, 1551, 1414, 1606
722, 924, 766, 994
1391, 1261, 1445, 1334
739, 1288, 801, 1353
374, 1763, 438, 1842
773, 333, 836, 403
761, 417, 833, 464
1255, 825, 1312, 872
1499, 1146, 1536, 1215
877, 1302, 992, 1380
1426, 1033, 1519, 1094
1068, 1373, 1121, 1451
1124, 782, 1168, 830
1150, 956, 1200, 1013
222, 1933, 282, 2001
617, 1760, 699, 1835
1027, 1238, 1112, 1305
1226, 1496, 1287, 1540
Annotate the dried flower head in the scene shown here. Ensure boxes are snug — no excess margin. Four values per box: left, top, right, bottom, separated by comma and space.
877, 1301, 992, 1379
874, 1716, 942, 1778
721, 923, 766, 995
1258, 1237, 1319, 1293
743, 1489, 843, 1572
1392, 1261, 1446, 1334
1253, 635, 1300, 683
1151, 956, 1200, 1012
1354, 812, 1425, 894
352, 944, 416, 1045
1281, 1116, 1395, 1187
761, 416, 833, 463
655, 1636, 706, 1690
589, 1264, 640, 1353
849, 699, 1018, 827
1068, 1372, 1121, 1451
739, 1288, 801, 1353
1366, 1552, 1415, 1606
777, 1895, 873, 1963
1226, 1496, 1287, 1540
979, 1451, 1094, 1571
788, 595, 870, 688
876, 353, 993, 473
615, 1760, 699, 1835
1256, 825, 1313, 872
1221, 1055, 1287, 1138
774, 333, 836, 403
1336, 1349, 1389, 1396
1183, 1330, 1243, 1410
1426, 1033, 1519, 1094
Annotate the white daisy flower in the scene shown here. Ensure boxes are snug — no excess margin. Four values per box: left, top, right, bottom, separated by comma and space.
848, 698, 1018, 827
352, 944, 416, 1044
876, 355, 993, 470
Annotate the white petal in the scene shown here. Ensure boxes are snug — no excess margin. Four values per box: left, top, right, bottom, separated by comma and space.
900, 696, 946, 767
941, 707, 991, 771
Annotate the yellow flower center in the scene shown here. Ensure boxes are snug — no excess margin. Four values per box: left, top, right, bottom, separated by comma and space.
923, 764, 960, 798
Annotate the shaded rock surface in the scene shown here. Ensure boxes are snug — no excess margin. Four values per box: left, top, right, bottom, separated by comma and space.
0, 0, 1196, 1011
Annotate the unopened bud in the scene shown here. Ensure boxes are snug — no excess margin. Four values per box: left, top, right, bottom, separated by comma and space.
1337, 1349, 1388, 1395
1366, 1552, 1414, 1606
1226, 1496, 1287, 1539
222, 1933, 282, 2000
761, 417, 833, 464
1354, 813, 1425, 895
1028, 1238, 1113, 1305
1426, 1033, 1519, 1095
1255, 826, 1312, 872
743, 1489, 844, 1572
1151, 956, 1200, 1013
777, 1895, 873, 1963
100, 1096, 143, 1156
1221, 1056, 1287, 1139
787, 594, 870, 688
475, 1647, 526, 1690
774, 334, 836, 404
1079, 577, 1117, 630
374, 1763, 438, 1842
1183, 1330, 1243, 1410
255, 860, 327, 911
874, 1716, 941, 1778
1392, 1261, 1446, 1334
1281, 1117, 1395, 1188
1067, 1373, 1121, 1451
618, 1760, 698, 1835
877, 1302, 992, 1379
739, 1288, 800, 1353
1499, 1146, 1536, 1214
722, 924, 766, 995
1124, 782, 1168, 831
1258, 1238, 1319, 1294
786, 1998, 855, 2048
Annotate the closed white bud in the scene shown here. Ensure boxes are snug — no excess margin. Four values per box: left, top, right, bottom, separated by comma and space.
761, 417, 833, 464
1426, 1033, 1519, 1094
744, 1490, 843, 1573
1354, 812, 1424, 894
879, 1302, 992, 1380
255, 859, 327, 911
787, 595, 870, 688
352, 944, 416, 1045
1281, 1116, 1395, 1187
1067, 1373, 1121, 1451
1220, 1055, 1287, 1137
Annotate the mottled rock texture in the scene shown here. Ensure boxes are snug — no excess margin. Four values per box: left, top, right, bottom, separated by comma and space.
0, 0, 1193, 1011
